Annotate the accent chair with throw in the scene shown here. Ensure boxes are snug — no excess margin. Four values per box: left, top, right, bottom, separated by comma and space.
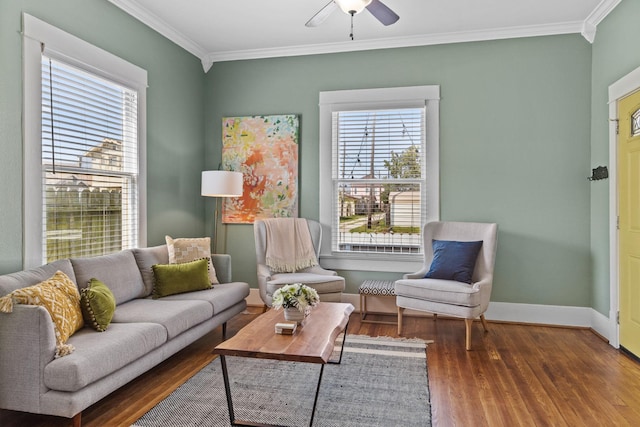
254, 218, 345, 308
395, 221, 498, 350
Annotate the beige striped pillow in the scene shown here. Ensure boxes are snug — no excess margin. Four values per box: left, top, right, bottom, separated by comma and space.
165, 235, 219, 284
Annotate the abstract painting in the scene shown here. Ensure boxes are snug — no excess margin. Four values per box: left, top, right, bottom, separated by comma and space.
221, 115, 299, 223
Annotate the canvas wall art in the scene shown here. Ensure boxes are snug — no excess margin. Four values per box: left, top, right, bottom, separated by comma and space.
221, 114, 299, 223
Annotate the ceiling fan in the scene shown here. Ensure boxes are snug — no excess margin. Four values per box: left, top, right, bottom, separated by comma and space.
306, 0, 400, 40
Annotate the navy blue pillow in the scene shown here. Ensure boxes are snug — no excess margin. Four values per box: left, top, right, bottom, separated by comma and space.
425, 240, 483, 284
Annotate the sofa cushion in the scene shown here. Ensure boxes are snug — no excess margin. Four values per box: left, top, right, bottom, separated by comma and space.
71, 251, 146, 305
160, 282, 250, 315
267, 273, 345, 295
166, 235, 218, 284
111, 299, 213, 340
0, 259, 76, 297
151, 258, 211, 298
0, 271, 84, 358
132, 245, 170, 296
80, 278, 116, 332
43, 322, 167, 392
394, 278, 482, 308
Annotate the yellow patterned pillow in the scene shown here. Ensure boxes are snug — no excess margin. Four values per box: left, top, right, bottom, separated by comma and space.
165, 235, 219, 284
0, 271, 84, 358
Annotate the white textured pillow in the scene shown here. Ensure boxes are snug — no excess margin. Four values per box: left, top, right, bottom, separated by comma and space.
165, 235, 219, 284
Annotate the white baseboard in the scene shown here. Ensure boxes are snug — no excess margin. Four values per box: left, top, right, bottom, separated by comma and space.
486, 302, 612, 343
592, 309, 613, 342
245, 290, 613, 342
246, 288, 264, 307
484, 301, 591, 327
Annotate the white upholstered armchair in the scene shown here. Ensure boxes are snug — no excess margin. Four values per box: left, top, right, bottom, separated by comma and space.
254, 218, 345, 307
395, 221, 498, 350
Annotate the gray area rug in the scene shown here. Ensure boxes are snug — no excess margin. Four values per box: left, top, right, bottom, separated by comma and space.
132, 335, 430, 427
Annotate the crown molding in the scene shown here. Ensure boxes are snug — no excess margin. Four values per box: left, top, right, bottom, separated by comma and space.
205, 21, 585, 66
582, 21, 597, 44
586, 0, 622, 27
581, 0, 622, 43
109, 0, 621, 73
107, 0, 210, 71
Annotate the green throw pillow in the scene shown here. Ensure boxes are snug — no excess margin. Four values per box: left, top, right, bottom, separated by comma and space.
80, 278, 116, 332
152, 258, 211, 298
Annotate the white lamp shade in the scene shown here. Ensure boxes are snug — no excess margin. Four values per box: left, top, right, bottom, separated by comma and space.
335, 0, 372, 14
201, 171, 243, 197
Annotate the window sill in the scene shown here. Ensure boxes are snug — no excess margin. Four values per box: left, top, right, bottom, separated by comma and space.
319, 253, 423, 273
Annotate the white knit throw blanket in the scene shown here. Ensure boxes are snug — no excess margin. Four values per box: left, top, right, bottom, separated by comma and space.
264, 218, 318, 273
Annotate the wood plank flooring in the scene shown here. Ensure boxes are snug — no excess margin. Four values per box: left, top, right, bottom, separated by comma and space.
1, 307, 640, 426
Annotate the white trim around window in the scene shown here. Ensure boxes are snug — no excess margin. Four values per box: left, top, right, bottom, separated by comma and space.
319, 86, 440, 272
22, 13, 147, 268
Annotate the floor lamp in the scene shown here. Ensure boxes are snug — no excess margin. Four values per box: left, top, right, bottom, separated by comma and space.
201, 171, 243, 252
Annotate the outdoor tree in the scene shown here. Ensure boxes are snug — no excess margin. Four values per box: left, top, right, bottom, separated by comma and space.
384, 145, 420, 179
382, 145, 421, 228
382, 145, 420, 197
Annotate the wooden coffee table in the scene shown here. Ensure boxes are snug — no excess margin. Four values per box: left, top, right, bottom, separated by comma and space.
213, 302, 354, 427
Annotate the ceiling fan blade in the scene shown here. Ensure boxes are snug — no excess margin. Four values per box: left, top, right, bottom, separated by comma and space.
305, 1, 339, 27
366, 0, 400, 26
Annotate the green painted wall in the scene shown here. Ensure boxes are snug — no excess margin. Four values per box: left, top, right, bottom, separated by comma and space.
590, 0, 640, 315
0, 0, 206, 274
2, 0, 627, 314
205, 35, 594, 304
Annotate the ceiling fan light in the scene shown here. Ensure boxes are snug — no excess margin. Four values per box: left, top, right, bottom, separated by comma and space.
335, 0, 372, 15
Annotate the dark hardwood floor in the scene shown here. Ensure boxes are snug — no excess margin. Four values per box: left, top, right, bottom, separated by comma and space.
2, 307, 640, 426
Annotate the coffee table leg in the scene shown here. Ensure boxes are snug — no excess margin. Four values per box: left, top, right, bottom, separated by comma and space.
309, 363, 325, 427
329, 320, 349, 365
218, 321, 348, 427
222, 355, 316, 427
219, 355, 238, 425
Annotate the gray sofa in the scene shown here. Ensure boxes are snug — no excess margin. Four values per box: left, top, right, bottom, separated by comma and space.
0, 245, 250, 426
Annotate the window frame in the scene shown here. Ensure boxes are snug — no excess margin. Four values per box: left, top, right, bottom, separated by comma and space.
319, 86, 440, 272
22, 13, 147, 269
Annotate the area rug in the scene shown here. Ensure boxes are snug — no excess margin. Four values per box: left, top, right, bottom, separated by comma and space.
132, 335, 431, 427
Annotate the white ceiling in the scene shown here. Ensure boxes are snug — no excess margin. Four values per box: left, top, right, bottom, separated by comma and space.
108, 0, 620, 72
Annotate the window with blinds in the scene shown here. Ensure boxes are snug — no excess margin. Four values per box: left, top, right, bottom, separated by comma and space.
333, 107, 426, 254
41, 56, 139, 262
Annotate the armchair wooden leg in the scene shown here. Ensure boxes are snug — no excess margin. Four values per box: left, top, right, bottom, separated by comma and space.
464, 318, 473, 351
397, 307, 405, 335
480, 314, 489, 332
433, 313, 437, 321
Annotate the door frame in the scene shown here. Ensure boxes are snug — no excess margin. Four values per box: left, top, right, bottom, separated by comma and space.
609, 65, 640, 348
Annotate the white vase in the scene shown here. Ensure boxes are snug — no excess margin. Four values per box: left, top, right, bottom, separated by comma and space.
284, 307, 305, 324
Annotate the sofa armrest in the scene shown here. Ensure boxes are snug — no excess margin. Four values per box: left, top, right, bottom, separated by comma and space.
0, 305, 57, 414
211, 254, 232, 283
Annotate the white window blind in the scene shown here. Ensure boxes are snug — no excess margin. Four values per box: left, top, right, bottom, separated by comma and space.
41, 56, 139, 262
333, 108, 426, 254
319, 86, 439, 272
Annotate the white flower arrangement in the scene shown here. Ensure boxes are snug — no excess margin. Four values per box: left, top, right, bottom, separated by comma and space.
271, 283, 320, 313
